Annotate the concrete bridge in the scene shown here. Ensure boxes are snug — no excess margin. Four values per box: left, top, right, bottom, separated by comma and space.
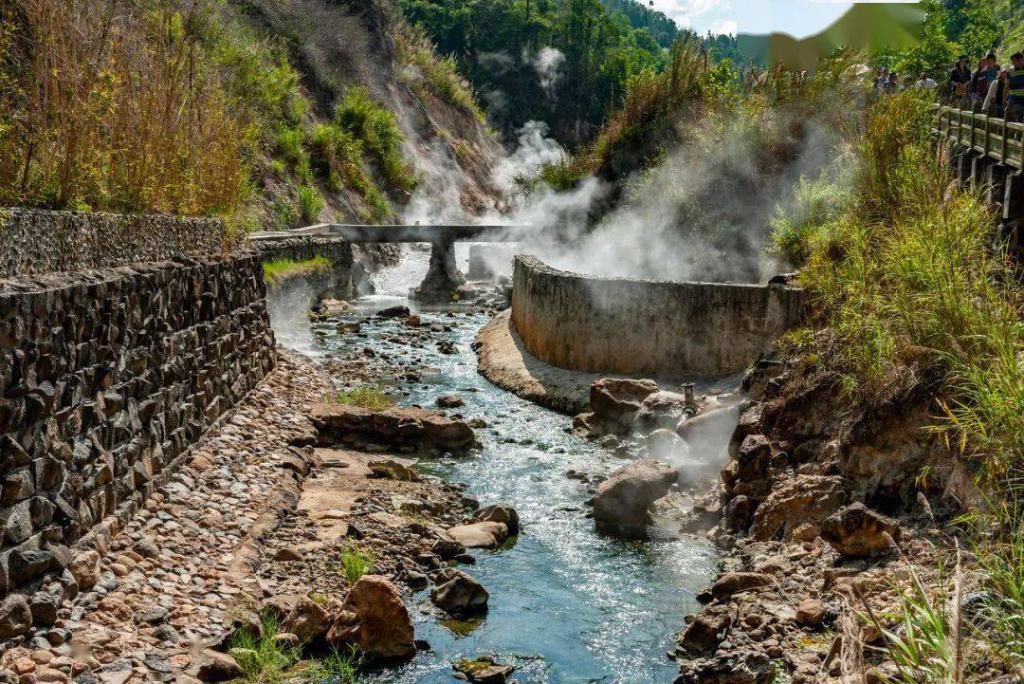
933, 106, 1024, 244
250, 223, 530, 301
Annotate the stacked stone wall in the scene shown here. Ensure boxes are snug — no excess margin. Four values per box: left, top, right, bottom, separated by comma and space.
0, 230, 276, 636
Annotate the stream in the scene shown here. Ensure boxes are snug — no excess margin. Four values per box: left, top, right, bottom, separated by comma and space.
273, 246, 719, 684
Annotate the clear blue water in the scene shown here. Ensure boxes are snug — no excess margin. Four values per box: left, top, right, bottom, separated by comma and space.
300, 296, 718, 684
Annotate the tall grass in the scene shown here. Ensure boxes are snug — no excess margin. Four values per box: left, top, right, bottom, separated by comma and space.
335, 87, 416, 193
228, 613, 301, 683
339, 544, 375, 584
0, 0, 247, 214
392, 22, 484, 122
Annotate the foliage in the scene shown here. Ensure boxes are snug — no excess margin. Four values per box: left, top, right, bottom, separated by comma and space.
0, 0, 247, 214
335, 87, 416, 193
392, 21, 484, 122
296, 185, 324, 223
976, 509, 1024, 665
228, 613, 301, 683
769, 172, 851, 267
300, 647, 362, 684
339, 544, 376, 584
328, 385, 394, 411
262, 256, 330, 286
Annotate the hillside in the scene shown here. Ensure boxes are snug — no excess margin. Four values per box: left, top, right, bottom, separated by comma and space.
0, 0, 504, 232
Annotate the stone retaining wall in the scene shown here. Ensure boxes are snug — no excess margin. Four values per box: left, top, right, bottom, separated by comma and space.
0, 253, 276, 632
510, 256, 807, 378
0, 208, 227, 278
251, 236, 355, 302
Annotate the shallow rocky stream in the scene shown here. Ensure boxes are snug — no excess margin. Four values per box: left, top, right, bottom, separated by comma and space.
275, 249, 719, 683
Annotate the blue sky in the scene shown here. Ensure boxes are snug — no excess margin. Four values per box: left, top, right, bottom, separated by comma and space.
648, 0, 919, 37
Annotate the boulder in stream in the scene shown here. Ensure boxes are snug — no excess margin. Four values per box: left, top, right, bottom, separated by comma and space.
472, 504, 519, 535
445, 522, 508, 549
579, 378, 660, 435
592, 459, 678, 539
430, 568, 489, 616
311, 404, 475, 451
326, 575, 416, 662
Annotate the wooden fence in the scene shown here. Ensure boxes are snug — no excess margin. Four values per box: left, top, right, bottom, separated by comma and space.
933, 106, 1024, 169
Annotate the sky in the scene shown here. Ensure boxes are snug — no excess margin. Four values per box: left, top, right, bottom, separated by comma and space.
648, 0, 919, 38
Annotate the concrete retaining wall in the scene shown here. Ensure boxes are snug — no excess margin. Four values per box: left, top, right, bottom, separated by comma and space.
0, 210, 277, 637
510, 256, 807, 378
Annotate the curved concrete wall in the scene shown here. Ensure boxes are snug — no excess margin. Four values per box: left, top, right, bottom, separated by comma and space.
510, 256, 807, 378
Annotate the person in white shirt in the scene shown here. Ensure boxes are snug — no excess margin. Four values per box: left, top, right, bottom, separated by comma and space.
916, 71, 938, 89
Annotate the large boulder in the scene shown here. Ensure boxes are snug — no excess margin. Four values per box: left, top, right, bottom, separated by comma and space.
326, 575, 415, 662
821, 503, 900, 558
592, 459, 677, 539
750, 475, 848, 539
311, 404, 475, 451
586, 378, 659, 434
633, 391, 692, 433
69, 550, 100, 590
446, 522, 508, 549
430, 568, 489, 616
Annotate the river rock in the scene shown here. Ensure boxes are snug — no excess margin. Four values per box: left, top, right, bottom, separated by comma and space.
472, 504, 519, 535
446, 522, 508, 549
193, 650, 243, 682
634, 391, 692, 433
678, 607, 732, 654
710, 572, 771, 600
453, 656, 514, 683
368, 460, 421, 482
0, 594, 32, 639
586, 378, 660, 434
436, 393, 464, 408
592, 459, 677, 539
311, 404, 475, 450
327, 575, 415, 661
750, 475, 847, 539
796, 598, 826, 627
821, 503, 900, 558
430, 568, 489, 615
676, 648, 773, 684
377, 305, 411, 318
319, 298, 351, 314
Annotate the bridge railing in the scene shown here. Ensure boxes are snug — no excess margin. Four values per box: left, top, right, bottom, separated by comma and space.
933, 106, 1024, 169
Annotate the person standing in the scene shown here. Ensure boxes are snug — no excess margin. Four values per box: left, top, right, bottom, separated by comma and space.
972, 56, 991, 109
949, 56, 971, 105
916, 71, 937, 89
983, 67, 1007, 118
1007, 53, 1024, 122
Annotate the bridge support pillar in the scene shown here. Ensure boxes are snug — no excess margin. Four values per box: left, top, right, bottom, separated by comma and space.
414, 239, 465, 302
997, 170, 1024, 252
970, 153, 994, 194
954, 146, 974, 187
986, 163, 1012, 210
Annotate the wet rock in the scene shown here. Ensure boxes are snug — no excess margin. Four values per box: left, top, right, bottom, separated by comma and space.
676, 648, 773, 684
69, 550, 100, 590
593, 459, 677, 539
586, 378, 660, 434
312, 404, 475, 451
472, 504, 520, 536
436, 394, 464, 409
283, 596, 332, 643
430, 568, 489, 615
452, 656, 514, 683
710, 572, 771, 600
327, 575, 415, 662
336, 322, 362, 334
446, 522, 508, 549
750, 475, 847, 539
723, 495, 755, 532
377, 305, 410, 319
821, 503, 900, 558
0, 593, 32, 638
193, 650, 242, 682
320, 299, 351, 315
432, 538, 467, 561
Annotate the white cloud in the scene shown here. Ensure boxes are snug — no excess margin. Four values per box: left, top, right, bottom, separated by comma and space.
708, 19, 738, 36
652, 0, 726, 29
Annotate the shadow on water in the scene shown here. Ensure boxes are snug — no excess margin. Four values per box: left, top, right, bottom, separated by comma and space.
275, 259, 719, 684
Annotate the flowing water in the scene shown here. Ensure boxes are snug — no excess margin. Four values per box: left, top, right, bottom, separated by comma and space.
271, 248, 719, 683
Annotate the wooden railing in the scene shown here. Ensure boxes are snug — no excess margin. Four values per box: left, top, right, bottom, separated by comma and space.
934, 106, 1024, 169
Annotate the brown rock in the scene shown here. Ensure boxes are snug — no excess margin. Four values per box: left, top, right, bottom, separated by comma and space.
472, 504, 520, 535
0, 594, 32, 639
796, 598, 825, 627
273, 547, 304, 562
821, 503, 900, 558
429, 568, 489, 615
679, 609, 732, 654
588, 378, 659, 433
446, 522, 508, 549
327, 575, 415, 662
194, 650, 242, 682
283, 597, 332, 643
750, 475, 847, 540
710, 572, 771, 600
311, 404, 475, 450
592, 459, 677, 539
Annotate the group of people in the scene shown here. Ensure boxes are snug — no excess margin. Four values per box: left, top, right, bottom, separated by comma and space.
873, 69, 937, 93
947, 51, 1024, 121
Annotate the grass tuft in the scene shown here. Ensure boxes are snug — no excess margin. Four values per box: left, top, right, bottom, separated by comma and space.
328, 385, 394, 411
339, 544, 375, 584
262, 256, 330, 286
228, 613, 300, 683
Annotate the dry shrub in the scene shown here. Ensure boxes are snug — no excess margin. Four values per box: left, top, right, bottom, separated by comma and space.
0, 0, 247, 214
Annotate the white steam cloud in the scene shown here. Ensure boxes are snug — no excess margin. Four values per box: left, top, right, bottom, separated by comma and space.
532, 47, 565, 95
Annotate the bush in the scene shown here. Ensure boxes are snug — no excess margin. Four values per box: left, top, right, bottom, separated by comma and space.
227, 612, 300, 682
770, 172, 851, 267
296, 185, 324, 223
335, 87, 416, 193
262, 256, 330, 286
